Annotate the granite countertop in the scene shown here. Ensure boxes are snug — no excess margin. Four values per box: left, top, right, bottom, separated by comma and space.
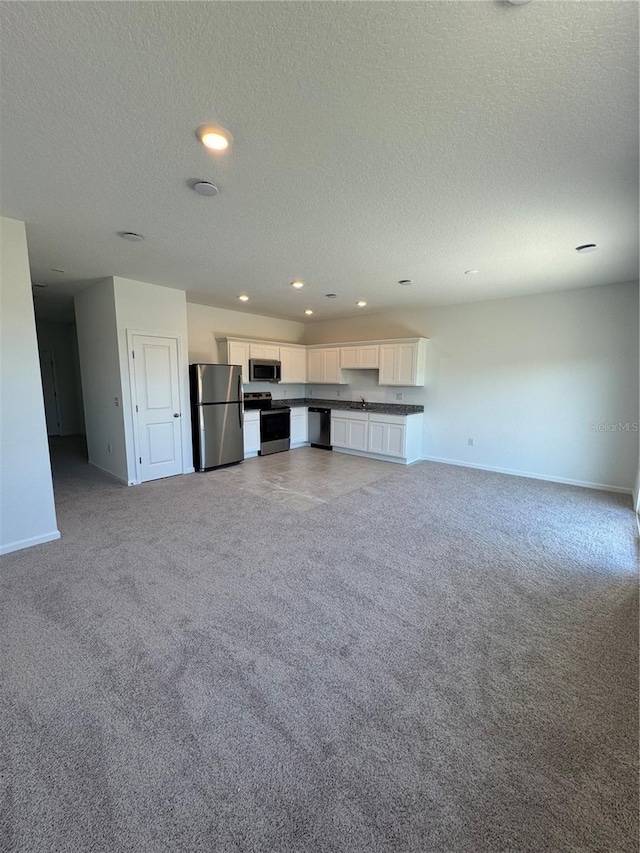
277, 397, 424, 415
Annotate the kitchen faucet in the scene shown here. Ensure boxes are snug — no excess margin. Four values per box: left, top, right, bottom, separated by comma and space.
360, 396, 366, 409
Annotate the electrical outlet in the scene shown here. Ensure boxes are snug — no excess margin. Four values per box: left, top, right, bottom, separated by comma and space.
468, 438, 475, 447
336, 389, 341, 397
396, 393, 403, 401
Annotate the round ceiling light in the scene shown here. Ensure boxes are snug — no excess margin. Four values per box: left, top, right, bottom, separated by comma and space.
193, 181, 219, 197
238, 294, 249, 302
119, 232, 144, 242
398, 279, 413, 286
304, 309, 314, 315
575, 243, 597, 253
291, 280, 305, 289
197, 125, 232, 152
464, 269, 479, 275
356, 300, 367, 307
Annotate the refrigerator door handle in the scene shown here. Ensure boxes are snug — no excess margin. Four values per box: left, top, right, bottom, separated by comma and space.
238, 375, 243, 428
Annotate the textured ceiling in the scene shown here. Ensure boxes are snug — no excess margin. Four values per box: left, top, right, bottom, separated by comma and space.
1, 1, 638, 323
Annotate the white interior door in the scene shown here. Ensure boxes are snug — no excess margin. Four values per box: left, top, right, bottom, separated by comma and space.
131, 334, 183, 482
39, 349, 60, 436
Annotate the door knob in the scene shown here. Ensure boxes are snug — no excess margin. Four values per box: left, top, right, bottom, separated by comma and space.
173, 413, 180, 418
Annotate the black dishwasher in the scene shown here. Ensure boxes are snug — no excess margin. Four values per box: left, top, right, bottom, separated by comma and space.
308, 407, 332, 450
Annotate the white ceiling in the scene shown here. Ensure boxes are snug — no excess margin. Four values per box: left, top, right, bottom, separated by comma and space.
1, 1, 638, 324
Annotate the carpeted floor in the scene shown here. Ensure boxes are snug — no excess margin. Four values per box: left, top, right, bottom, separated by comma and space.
1, 438, 638, 853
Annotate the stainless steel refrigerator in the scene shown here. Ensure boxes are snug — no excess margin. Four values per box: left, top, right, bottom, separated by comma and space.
190, 363, 244, 471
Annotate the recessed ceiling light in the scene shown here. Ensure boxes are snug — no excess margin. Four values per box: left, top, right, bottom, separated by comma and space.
196, 125, 232, 152
291, 280, 305, 289
398, 279, 413, 286
464, 269, 479, 275
51, 268, 65, 273
192, 181, 219, 197
325, 293, 338, 298
119, 232, 144, 242
356, 300, 367, 307
304, 309, 314, 315
238, 294, 249, 302
575, 243, 597, 253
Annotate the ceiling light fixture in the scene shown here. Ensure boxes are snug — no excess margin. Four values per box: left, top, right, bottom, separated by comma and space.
196, 125, 232, 152
575, 243, 597, 253
398, 279, 413, 286
291, 280, 305, 289
238, 294, 249, 302
192, 181, 219, 197
304, 309, 314, 315
356, 300, 367, 307
464, 269, 479, 275
119, 232, 144, 242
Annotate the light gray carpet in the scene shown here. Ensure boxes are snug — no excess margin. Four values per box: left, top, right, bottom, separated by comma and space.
1, 438, 638, 853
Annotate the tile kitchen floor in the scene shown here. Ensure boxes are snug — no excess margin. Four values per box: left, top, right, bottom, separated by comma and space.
217, 447, 405, 511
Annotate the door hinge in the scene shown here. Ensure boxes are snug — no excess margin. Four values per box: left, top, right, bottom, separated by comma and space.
139, 457, 142, 464
135, 404, 138, 412
132, 351, 135, 359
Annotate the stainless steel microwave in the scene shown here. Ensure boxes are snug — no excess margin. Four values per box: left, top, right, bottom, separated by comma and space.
248, 358, 281, 383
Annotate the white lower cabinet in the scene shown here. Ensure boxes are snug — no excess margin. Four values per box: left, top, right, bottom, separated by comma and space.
290, 407, 308, 446
331, 410, 369, 452
243, 410, 260, 457
331, 411, 422, 463
368, 417, 405, 458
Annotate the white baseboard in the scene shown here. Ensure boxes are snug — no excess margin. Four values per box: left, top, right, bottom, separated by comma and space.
88, 461, 129, 486
420, 455, 633, 495
0, 530, 61, 556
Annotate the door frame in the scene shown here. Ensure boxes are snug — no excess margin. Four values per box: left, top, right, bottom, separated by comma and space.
39, 348, 62, 436
126, 329, 188, 485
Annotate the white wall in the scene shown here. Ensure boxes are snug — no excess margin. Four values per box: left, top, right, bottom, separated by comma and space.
305, 281, 639, 493
75, 279, 128, 482
35, 320, 83, 435
0, 217, 59, 554
186, 302, 305, 363
113, 277, 193, 484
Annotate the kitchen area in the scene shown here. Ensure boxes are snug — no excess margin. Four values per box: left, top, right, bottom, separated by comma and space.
189, 336, 427, 474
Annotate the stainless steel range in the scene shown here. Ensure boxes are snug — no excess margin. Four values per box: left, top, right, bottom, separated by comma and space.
243, 392, 291, 456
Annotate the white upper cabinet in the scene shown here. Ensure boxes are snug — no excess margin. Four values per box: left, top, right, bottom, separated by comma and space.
307, 347, 344, 383
226, 341, 250, 381
249, 343, 279, 360
279, 346, 307, 384
378, 339, 427, 386
340, 345, 379, 369
220, 336, 427, 386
